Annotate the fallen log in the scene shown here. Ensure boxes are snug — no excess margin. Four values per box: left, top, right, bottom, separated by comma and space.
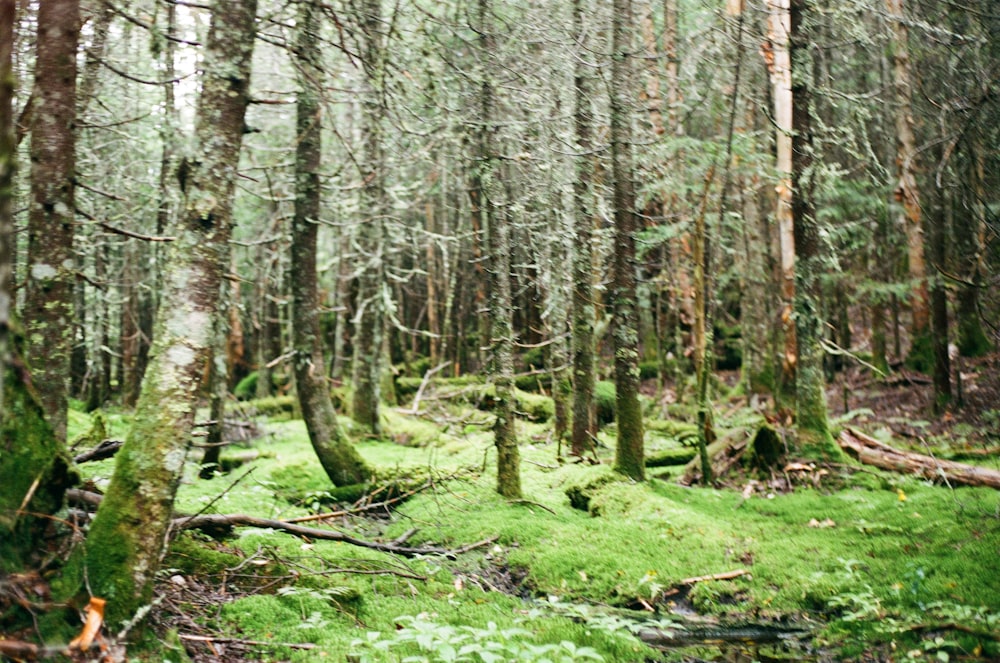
679, 426, 751, 485
838, 427, 1000, 490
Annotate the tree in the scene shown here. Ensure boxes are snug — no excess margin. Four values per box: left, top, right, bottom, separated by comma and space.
351, 0, 389, 435
81, 0, 259, 628
23, 0, 81, 442
790, 0, 834, 452
765, 0, 797, 394
290, 0, 370, 487
569, 0, 596, 458
610, 0, 644, 481
476, 0, 521, 499
886, 0, 930, 363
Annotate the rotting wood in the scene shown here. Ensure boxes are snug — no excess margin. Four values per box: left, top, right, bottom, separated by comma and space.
839, 427, 1000, 489
679, 427, 752, 485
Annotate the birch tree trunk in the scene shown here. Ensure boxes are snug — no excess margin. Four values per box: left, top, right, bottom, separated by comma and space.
766, 0, 797, 393
611, 0, 645, 481
81, 0, 259, 628
291, 0, 370, 486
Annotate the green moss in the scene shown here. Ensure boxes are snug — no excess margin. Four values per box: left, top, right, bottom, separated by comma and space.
645, 447, 697, 467
1, 349, 78, 571
905, 332, 935, 373
594, 380, 616, 425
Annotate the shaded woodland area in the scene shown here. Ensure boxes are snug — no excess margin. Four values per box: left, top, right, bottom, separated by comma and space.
1, 0, 999, 660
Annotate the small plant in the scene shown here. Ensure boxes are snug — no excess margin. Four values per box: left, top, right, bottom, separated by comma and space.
349, 614, 604, 663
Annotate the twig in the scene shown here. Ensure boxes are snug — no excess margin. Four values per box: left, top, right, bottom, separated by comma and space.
509, 499, 557, 515
174, 468, 256, 531
286, 476, 439, 523
99, 221, 176, 242
677, 569, 749, 585
177, 633, 315, 650
407, 361, 452, 414
176, 513, 489, 559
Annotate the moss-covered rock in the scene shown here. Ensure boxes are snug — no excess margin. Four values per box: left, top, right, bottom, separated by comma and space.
563, 464, 617, 513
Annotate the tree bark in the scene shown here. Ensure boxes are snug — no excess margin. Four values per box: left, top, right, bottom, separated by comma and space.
570, 0, 595, 458
790, 0, 834, 454
351, 0, 387, 435
765, 0, 797, 393
24, 0, 80, 441
886, 0, 930, 343
477, 0, 521, 499
610, 0, 645, 481
82, 0, 259, 629
839, 428, 1000, 489
291, 0, 371, 487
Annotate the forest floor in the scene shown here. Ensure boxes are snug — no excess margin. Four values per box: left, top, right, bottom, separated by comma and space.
6, 355, 1000, 663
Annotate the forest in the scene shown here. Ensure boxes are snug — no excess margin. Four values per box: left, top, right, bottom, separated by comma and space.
1, 0, 999, 660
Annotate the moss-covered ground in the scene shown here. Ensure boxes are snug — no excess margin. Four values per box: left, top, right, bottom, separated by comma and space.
63, 391, 1000, 663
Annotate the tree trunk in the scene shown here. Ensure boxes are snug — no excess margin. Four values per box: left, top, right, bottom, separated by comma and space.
351, 0, 387, 435
24, 0, 80, 442
955, 140, 990, 357
291, 0, 371, 487
929, 141, 950, 413
765, 0, 797, 394
790, 0, 834, 454
477, 0, 521, 499
610, 0, 645, 481
886, 0, 930, 347
0, 0, 77, 570
82, 0, 259, 629
570, 0, 595, 458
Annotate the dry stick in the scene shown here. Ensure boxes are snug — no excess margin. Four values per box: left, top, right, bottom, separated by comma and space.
677, 569, 748, 585
287, 475, 441, 524
177, 633, 315, 651
408, 360, 452, 414
175, 513, 493, 559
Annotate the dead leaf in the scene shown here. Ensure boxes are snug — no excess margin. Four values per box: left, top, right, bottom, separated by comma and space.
807, 518, 836, 528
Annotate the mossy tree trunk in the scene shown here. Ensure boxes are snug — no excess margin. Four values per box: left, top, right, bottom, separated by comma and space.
291, 0, 371, 487
790, 0, 835, 455
82, 0, 259, 629
477, 0, 520, 499
0, 0, 77, 570
570, 0, 595, 458
610, 0, 644, 482
351, 0, 388, 436
23, 0, 80, 442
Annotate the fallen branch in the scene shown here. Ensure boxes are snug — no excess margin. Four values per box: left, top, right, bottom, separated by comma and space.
177, 633, 315, 650
73, 439, 124, 464
175, 513, 492, 558
678, 569, 749, 585
839, 427, 1000, 490
66, 488, 494, 558
406, 361, 452, 414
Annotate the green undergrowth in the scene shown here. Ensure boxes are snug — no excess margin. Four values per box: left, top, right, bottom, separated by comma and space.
64, 405, 1000, 661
